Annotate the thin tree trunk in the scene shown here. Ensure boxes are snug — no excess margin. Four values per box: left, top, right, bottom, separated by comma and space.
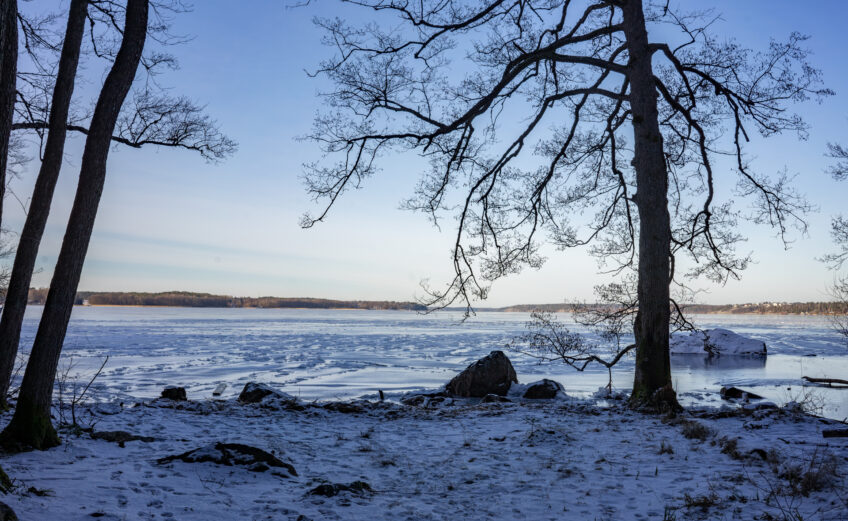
0, 0, 88, 409
0, 0, 148, 451
621, 0, 677, 410
0, 0, 18, 235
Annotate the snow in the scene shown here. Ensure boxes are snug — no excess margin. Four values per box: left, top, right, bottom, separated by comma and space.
671, 328, 768, 356
1, 395, 846, 520
3, 308, 847, 518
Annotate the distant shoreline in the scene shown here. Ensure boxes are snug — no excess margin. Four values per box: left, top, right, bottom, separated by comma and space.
24, 289, 427, 311
19, 289, 846, 316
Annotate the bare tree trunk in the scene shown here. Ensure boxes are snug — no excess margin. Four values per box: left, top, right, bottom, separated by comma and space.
0, 0, 18, 234
0, 0, 148, 451
621, 0, 677, 410
0, 0, 88, 409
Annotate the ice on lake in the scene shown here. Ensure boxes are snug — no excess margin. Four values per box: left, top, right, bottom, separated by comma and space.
16, 306, 848, 420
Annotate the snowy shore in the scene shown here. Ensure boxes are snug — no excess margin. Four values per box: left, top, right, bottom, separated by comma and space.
2, 393, 847, 520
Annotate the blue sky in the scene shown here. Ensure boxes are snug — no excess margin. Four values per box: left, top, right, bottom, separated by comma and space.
6, 0, 848, 307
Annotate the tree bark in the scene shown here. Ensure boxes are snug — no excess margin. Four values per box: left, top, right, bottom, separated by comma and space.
621, 0, 677, 410
0, 0, 89, 409
0, 0, 148, 451
0, 0, 18, 235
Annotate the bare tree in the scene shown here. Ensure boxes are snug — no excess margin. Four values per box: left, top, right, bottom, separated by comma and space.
830, 276, 848, 346
0, 0, 89, 411
0, 0, 18, 235
824, 142, 848, 343
511, 310, 635, 393
0, 0, 149, 450
303, 0, 827, 409
510, 273, 694, 396
0, 1, 235, 408
823, 142, 848, 269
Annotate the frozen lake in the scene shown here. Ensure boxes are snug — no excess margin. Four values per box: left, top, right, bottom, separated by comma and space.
16, 306, 848, 420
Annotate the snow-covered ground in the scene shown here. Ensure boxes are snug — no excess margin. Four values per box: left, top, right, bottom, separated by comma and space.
3, 307, 848, 519
2, 393, 846, 520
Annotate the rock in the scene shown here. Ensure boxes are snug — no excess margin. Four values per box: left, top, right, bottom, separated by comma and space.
160, 386, 187, 401
522, 379, 563, 399
481, 393, 511, 403
742, 400, 778, 411
401, 392, 450, 408
158, 442, 297, 477
322, 401, 365, 414
720, 386, 764, 401
238, 382, 298, 406
0, 502, 17, 521
747, 448, 769, 461
308, 481, 373, 497
670, 329, 766, 356
92, 430, 155, 445
445, 351, 518, 397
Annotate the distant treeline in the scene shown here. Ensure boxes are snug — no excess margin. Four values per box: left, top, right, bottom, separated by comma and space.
24, 289, 426, 311
497, 301, 848, 315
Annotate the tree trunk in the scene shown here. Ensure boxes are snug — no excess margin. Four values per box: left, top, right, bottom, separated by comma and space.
621, 0, 678, 411
0, 0, 18, 234
0, 0, 88, 410
0, 0, 148, 451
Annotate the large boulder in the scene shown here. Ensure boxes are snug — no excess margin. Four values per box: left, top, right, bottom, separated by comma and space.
158, 442, 297, 477
523, 379, 563, 399
670, 328, 766, 356
446, 351, 518, 397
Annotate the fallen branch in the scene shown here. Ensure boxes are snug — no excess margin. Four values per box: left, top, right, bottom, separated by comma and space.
802, 376, 848, 388
822, 429, 848, 438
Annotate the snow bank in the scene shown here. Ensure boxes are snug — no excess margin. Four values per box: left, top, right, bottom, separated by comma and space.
670, 328, 767, 356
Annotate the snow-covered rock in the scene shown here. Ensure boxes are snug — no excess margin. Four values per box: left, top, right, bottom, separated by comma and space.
237, 382, 297, 404
720, 386, 764, 401
401, 391, 452, 408
522, 379, 563, 399
592, 386, 628, 401
670, 328, 767, 356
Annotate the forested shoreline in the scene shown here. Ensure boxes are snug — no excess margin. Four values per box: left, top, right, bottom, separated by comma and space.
496, 302, 848, 315
23, 289, 427, 311
18, 289, 848, 314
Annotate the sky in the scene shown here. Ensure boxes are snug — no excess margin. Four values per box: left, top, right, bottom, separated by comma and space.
5, 0, 848, 307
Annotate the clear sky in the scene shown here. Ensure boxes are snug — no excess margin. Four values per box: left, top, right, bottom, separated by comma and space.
6, 0, 848, 307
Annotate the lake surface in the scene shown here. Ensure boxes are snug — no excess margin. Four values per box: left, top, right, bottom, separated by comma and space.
16, 306, 848, 420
